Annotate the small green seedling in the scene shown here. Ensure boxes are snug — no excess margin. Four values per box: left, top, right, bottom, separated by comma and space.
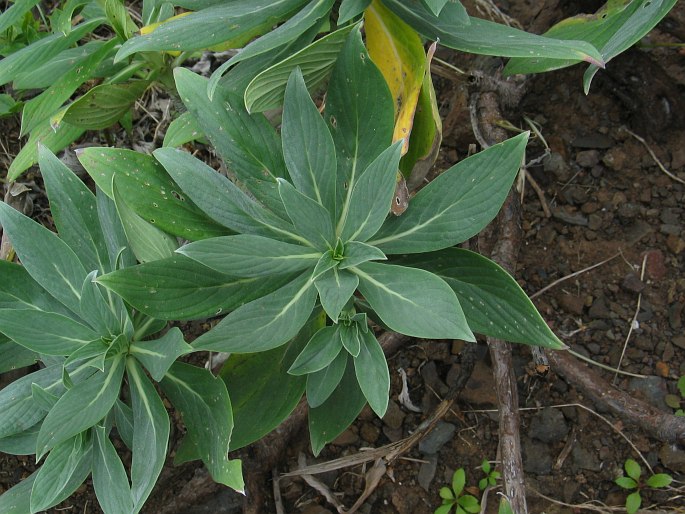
436, 468, 481, 514
615, 459, 673, 514
664, 376, 685, 416
479, 459, 501, 490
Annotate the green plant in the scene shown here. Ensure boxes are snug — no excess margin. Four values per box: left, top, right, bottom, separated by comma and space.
436, 467, 481, 514
479, 459, 501, 490
665, 376, 685, 416
0, 147, 241, 512
615, 458, 673, 514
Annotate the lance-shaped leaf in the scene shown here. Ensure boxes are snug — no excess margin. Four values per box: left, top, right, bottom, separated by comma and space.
0, 471, 35, 513
0, 339, 38, 374
339, 241, 386, 269
208, 0, 335, 96
178, 235, 321, 278
314, 268, 359, 322
383, 0, 604, 66
30, 433, 92, 513
37, 356, 125, 458
126, 358, 169, 512
0, 0, 40, 33
339, 0, 371, 23
289, 325, 343, 375
97, 188, 136, 272
394, 249, 565, 349
278, 179, 335, 250
325, 27, 394, 221
130, 328, 191, 381
0, 201, 87, 315
78, 146, 229, 241
193, 272, 317, 353
369, 132, 528, 253
0, 260, 71, 315
353, 262, 474, 340
162, 111, 203, 148
245, 23, 357, 113
161, 362, 243, 491
0, 309, 98, 355
282, 67, 337, 214
354, 329, 389, 417
306, 349, 347, 408
339, 323, 361, 356
116, 0, 308, 58
339, 141, 402, 242
421, 0, 449, 16
93, 425, 134, 514
97, 256, 293, 320
0, 421, 40, 455
79, 272, 122, 337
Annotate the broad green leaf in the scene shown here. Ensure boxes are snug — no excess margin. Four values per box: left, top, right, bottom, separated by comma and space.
626, 491, 641, 514
314, 268, 359, 322
383, 0, 604, 66
39, 146, 110, 274
0, 260, 71, 315
126, 358, 169, 512
396, 249, 564, 348
0, 201, 88, 315
453, 467, 466, 493
325, 27, 394, 221
178, 235, 321, 278
113, 177, 178, 263
353, 329, 389, 416
154, 147, 295, 239
193, 272, 317, 353
354, 262, 473, 340
288, 326, 342, 375
0, 309, 98, 355
31, 384, 59, 412
0, 339, 38, 374
0, 423, 40, 455
0, 0, 40, 33
20, 39, 118, 136
306, 349, 347, 407
220, 311, 322, 450
208, 0, 334, 96
338, 0, 371, 23
59, 80, 149, 130
244, 23, 357, 113
0, 93, 17, 117
97, 256, 293, 320
459, 494, 481, 513
162, 111, 203, 147
369, 132, 528, 253
309, 355, 366, 455
0, 471, 35, 514
63, 338, 108, 371
646, 473, 673, 488
130, 327, 191, 381
313, 250, 338, 279
278, 179, 335, 250
161, 362, 243, 491
282, 67, 337, 214
105, 0, 137, 40
93, 425, 134, 514
625, 459, 642, 481
79, 272, 122, 337
339, 241, 386, 269
30, 434, 91, 513
339, 142, 402, 242
172, 68, 290, 215
421, 0, 449, 16
116, 0, 308, 58
79, 147, 229, 241
340, 324, 361, 357
37, 356, 125, 458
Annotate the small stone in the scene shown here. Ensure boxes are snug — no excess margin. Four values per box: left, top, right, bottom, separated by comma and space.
602, 146, 627, 171
589, 296, 611, 319
581, 202, 600, 214
617, 203, 640, 220
382, 400, 405, 430
621, 273, 645, 293
418, 422, 456, 455
673, 336, 685, 350
666, 234, 685, 254
662, 342, 675, 362
529, 408, 569, 443
572, 446, 601, 472
543, 152, 571, 181
659, 443, 685, 473
558, 294, 584, 315
461, 360, 498, 406
333, 428, 359, 446
588, 213, 603, 231
360, 422, 380, 444
644, 250, 667, 280
669, 301, 684, 330
575, 149, 600, 168
571, 133, 614, 149
522, 437, 553, 474
552, 207, 588, 226
417, 453, 438, 491
655, 361, 670, 378
383, 426, 403, 443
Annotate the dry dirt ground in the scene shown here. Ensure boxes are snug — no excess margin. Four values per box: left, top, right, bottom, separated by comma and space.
1, 1, 684, 513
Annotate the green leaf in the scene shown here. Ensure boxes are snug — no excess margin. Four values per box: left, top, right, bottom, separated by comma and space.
63, 338, 109, 371
97, 187, 136, 271
340, 323, 361, 356
244, 23, 357, 113
383, 0, 603, 66
39, 146, 111, 274
452, 468, 466, 494
178, 235, 320, 278
193, 272, 317, 353
97, 256, 292, 320
0, 339, 38, 374
79, 272, 122, 337
338, 0, 371, 23
306, 348, 347, 407
130, 327, 191, 381
208, 0, 335, 96
625, 458, 642, 481
278, 178, 335, 249
30, 434, 92, 513
113, 176, 178, 263
369, 133, 528, 253
79, 146, 229, 241
339, 241, 386, 269
678, 375, 685, 397
162, 111, 203, 147
161, 362, 243, 491
397, 248, 564, 348
626, 491, 641, 514
0, 309, 98, 355
116, 0, 308, 58
354, 262, 474, 340
114, 400, 134, 450
339, 141, 402, 242
105, 0, 137, 40
354, 329, 389, 416
93, 425, 134, 514
458, 494, 481, 513
126, 357, 169, 512
31, 383, 59, 411
0, 0, 40, 33
0, 471, 35, 514
37, 356, 125, 458
0, 423, 40, 455
421, 0, 449, 16
439, 486, 455, 500
0, 201, 88, 315
60, 80, 149, 130
309, 354, 366, 455
314, 268, 359, 322
646, 473, 673, 488
0, 260, 71, 315
153, 147, 295, 239
289, 326, 343, 375
435, 504, 454, 514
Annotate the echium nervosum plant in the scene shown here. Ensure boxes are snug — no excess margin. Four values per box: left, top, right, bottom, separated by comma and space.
88, 29, 563, 455
0, 148, 242, 513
